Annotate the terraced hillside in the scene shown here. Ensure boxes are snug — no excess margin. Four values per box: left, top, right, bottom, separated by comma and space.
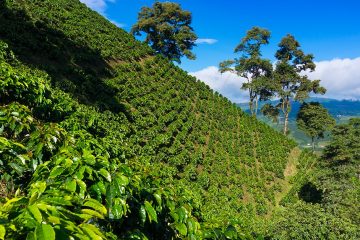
0, 0, 298, 238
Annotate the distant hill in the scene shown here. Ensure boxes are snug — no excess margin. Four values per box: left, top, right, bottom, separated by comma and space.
238, 98, 360, 147
238, 97, 360, 118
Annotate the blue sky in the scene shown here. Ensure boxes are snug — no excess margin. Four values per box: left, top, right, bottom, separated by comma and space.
81, 0, 360, 101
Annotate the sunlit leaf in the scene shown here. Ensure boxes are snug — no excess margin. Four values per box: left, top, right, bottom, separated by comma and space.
144, 201, 157, 223
175, 222, 187, 236
83, 199, 107, 215
49, 166, 65, 179
99, 169, 111, 182
35, 224, 55, 240
0, 225, 5, 240
28, 205, 42, 223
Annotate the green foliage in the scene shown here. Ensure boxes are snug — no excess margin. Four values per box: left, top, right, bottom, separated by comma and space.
0, 45, 208, 239
296, 102, 335, 150
0, 53, 50, 106
270, 119, 360, 239
219, 27, 273, 116
317, 118, 360, 226
0, 1, 298, 238
268, 202, 360, 240
260, 104, 279, 123
131, 1, 197, 63
264, 34, 326, 134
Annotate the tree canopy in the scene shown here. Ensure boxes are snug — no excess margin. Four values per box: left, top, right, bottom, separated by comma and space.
263, 34, 326, 134
296, 102, 335, 150
219, 27, 273, 116
131, 2, 197, 63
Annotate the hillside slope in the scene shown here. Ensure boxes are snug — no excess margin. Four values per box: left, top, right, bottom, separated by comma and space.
0, 0, 297, 236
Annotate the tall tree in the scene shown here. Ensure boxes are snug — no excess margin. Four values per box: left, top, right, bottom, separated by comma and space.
219, 27, 273, 116
265, 34, 326, 134
296, 102, 335, 151
131, 2, 197, 63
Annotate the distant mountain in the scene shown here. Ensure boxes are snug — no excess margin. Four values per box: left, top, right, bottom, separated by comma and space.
238, 98, 360, 119
237, 98, 360, 147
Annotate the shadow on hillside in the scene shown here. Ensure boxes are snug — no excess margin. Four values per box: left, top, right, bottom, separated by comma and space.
298, 182, 322, 204
0, 2, 129, 115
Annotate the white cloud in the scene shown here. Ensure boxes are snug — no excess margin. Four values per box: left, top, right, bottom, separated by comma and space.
80, 0, 125, 28
196, 38, 218, 45
307, 57, 360, 100
190, 57, 360, 103
190, 66, 248, 103
80, 0, 116, 14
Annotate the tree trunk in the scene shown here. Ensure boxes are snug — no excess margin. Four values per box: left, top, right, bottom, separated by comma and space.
283, 97, 290, 135
312, 137, 315, 152
284, 111, 289, 135
249, 89, 255, 116
254, 97, 259, 116
249, 100, 254, 116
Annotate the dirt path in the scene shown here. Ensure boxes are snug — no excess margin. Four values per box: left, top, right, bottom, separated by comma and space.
274, 147, 301, 206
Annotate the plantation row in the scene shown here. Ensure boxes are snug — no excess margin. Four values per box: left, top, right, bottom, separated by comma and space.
0, 43, 249, 239
1, 0, 298, 238
107, 57, 296, 223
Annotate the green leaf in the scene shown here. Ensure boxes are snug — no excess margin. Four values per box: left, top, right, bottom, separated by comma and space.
106, 185, 114, 211
170, 211, 179, 222
76, 179, 87, 198
139, 205, 146, 224
0, 225, 5, 240
81, 209, 105, 219
115, 174, 129, 186
49, 166, 65, 179
35, 224, 55, 240
99, 169, 111, 182
81, 224, 104, 240
144, 201, 157, 223
153, 193, 162, 207
83, 199, 107, 215
65, 179, 77, 192
97, 181, 106, 195
83, 149, 96, 165
43, 197, 72, 206
113, 175, 128, 195
17, 154, 27, 165
26, 232, 35, 240
75, 166, 86, 180
81, 223, 105, 238
31, 181, 47, 195
35, 143, 44, 156
175, 222, 187, 236
9, 163, 24, 175
187, 218, 196, 234
47, 216, 61, 225
90, 184, 102, 200
224, 225, 238, 239
110, 203, 123, 220
28, 205, 42, 223
177, 207, 188, 223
